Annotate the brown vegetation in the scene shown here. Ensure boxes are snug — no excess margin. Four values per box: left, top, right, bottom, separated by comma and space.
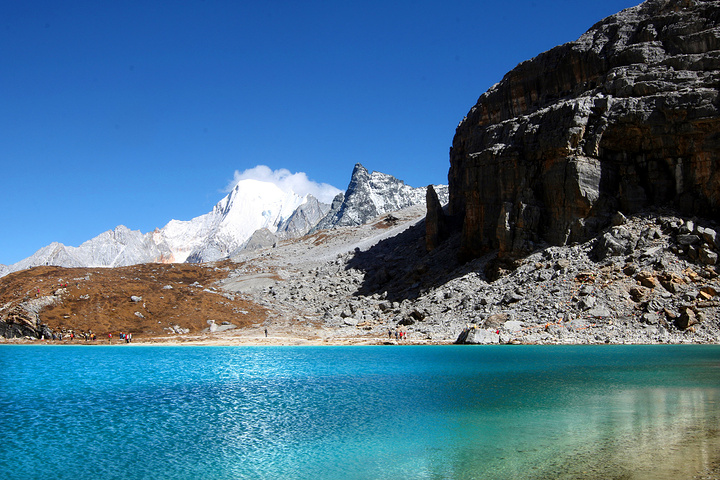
0, 261, 268, 340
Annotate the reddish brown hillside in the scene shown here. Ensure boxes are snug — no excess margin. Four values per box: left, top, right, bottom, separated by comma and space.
0, 261, 268, 340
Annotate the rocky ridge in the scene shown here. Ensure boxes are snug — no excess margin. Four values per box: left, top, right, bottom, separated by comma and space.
313, 163, 449, 232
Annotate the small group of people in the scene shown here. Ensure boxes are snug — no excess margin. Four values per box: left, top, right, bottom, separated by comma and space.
108, 332, 133, 343
48, 330, 96, 341
41, 329, 140, 344
388, 328, 408, 341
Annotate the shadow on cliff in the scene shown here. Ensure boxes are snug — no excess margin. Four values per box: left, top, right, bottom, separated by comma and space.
346, 217, 480, 303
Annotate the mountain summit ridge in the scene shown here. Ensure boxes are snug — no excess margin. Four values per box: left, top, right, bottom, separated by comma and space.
313, 163, 449, 232
2, 164, 447, 276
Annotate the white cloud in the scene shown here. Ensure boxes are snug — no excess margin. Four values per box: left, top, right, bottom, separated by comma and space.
224, 165, 342, 203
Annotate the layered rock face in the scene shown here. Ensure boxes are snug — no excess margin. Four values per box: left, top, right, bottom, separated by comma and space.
447, 0, 720, 260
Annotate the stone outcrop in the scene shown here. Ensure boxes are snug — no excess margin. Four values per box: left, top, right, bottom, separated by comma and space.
0, 296, 58, 339
446, 0, 720, 261
425, 185, 447, 251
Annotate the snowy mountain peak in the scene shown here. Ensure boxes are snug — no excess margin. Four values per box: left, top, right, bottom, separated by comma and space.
215, 179, 296, 217
313, 163, 448, 231
169, 177, 320, 263
2, 165, 447, 276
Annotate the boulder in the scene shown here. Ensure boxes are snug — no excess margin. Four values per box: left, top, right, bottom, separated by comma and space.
677, 234, 701, 246
658, 272, 684, 294
502, 320, 524, 333
464, 328, 501, 345
578, 296, 596, 311
484, 313, 509, 329
675, 307, 700, 330
699, 247, 718, 266
629, 286, 650, 302
635, 271, 658, 289
587, 306, 611, 319
642, 313, 659, 325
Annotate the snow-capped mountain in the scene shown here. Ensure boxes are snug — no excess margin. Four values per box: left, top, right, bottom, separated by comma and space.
313, 164, 449, 231
6, 226, 173, 273
1, 164, 447, 276
181, 179, 318, 263
2, 179, 324, 275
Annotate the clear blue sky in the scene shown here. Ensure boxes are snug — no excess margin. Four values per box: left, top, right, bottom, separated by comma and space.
1, 0, 640, 266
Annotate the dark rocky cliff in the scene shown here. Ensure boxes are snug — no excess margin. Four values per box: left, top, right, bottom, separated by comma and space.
445, 0, 720, 261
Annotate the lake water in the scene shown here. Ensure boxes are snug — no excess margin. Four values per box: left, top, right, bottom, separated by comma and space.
1, 345, 719, 480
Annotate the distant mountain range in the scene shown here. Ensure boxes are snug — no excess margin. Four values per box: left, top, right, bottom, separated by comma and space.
0, 164, 447, 277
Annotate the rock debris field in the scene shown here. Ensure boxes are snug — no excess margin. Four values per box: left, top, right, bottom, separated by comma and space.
222, 205, 720, 345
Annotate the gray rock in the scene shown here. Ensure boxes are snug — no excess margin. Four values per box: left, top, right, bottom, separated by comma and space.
586, 306, 611, 318
677, 234, 701, 246
699, 247, 718, 266
675, 308, 699, 330
642, 313, 659, 325
484, 313, 509, 329
465, 328, 500, 345
697, 227, 718, 246
502, 291, 524, 304
503, 320, 524, 333
578, 296, 596, 310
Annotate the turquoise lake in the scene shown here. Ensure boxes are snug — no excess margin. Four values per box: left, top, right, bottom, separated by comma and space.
1, 345, 719, 479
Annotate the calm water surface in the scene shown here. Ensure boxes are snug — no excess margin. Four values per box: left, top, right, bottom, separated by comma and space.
1, 345, 719, 480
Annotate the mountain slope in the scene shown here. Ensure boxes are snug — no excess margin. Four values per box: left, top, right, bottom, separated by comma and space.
8, 227, 173, 272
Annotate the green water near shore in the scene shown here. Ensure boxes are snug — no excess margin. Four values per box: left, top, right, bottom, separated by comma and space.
1, 344, 718, 479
